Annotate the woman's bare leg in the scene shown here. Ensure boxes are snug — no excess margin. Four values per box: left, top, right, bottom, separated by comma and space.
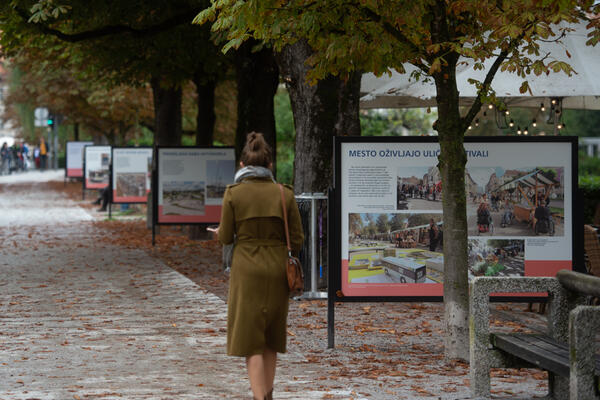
263, 347, 277, 393
247, 354, 267, 399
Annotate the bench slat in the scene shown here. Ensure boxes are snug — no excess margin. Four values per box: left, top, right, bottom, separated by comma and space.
531, 334, 600, 373
492, 333, 600, 377
492, 333, 570, 377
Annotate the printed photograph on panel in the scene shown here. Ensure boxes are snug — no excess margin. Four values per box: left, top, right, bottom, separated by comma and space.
468, 238, 525, 278
397, 166, 443, 211
348, 213, 443, 284
89, 152, 110, 184
466, 167, 564, 236
116, 173, 146, 197
162, 181, 205, 215
101, 153, 110, 167
206, 159, 234, 200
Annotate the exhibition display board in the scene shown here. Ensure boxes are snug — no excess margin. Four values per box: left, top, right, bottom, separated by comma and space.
65, 141, 94, 178
332, 136, 579, 301
111, 147, 153, 203
155, 146, 235, 224
84, 145, 112, 190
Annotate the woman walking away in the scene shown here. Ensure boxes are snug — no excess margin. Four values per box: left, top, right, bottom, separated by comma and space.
211, 132, 304, 400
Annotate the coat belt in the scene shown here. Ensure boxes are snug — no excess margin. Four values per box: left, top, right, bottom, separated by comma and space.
236, 238, 286, 247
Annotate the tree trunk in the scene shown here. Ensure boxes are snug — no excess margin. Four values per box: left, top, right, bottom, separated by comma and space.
74, 123, 80, 141
235, 41, 279, 166
148, 77, 183, 231
194, 75, 216, 146
188, 76, 218, 240
434, 57, 470, 362
151, 77, 182, 146
276, 40, 361, 193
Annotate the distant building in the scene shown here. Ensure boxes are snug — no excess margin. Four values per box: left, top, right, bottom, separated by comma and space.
465, 171, 478, 196
398, 176, 421, 187
423, 166, 441, 186
485, 172, 501, 193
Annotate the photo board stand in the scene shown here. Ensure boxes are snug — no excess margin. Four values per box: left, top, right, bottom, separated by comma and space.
326, 135, 582, 349
107, 163, 113, 219
83, 145, 111, 202
327, 187, 336, 349
151, 146, 235, 247
66, 140, 94, 190
152, 166, 157, 246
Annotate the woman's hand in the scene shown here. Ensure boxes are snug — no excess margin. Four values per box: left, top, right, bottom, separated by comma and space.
206, 225, 220, 238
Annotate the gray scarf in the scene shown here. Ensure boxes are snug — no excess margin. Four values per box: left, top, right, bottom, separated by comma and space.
234, 165, 275, 183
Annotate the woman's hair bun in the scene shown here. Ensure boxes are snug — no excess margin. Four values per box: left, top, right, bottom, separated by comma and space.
240, 132, 272, 168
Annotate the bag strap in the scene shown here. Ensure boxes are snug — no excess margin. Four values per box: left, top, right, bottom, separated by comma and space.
279, 184, 292, 253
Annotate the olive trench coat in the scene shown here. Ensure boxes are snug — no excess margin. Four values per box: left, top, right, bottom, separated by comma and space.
218, 177, 304, 356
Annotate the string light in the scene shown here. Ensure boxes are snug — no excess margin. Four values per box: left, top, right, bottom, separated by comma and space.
468, 125, 473, 130
509, 119, 514, 127
505, 110, 510, 116
517, 126, 522, 135
523, 126, 529, 135
475, 119, 479, 127
540, 103, 546, 112
557, 122, 566, 130
532, 119, 537, 128
551, 98, 557, 105
488, 104, 493, 110
483, 111, 487, 117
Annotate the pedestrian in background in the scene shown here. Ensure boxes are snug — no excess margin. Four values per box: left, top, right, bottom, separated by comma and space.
39, 136, 48, 170
0, 142, 10, 175
33, 146, 40, 169
428, 218, 439, 251
210, 132, 304, 400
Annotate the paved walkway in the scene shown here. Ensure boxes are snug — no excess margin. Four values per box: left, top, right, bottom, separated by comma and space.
0, 172, 334, 399
1, 171, 553, 399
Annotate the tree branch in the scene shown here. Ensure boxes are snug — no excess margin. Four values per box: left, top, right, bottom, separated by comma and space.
348, 2, 429, 72
14, 6, 203, 43
462, 28, 534, 128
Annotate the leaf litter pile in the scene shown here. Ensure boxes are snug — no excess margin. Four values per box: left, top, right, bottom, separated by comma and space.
2, 180, 552, 399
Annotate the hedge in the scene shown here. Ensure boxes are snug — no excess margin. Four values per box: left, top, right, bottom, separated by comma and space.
580, 175, 600, 224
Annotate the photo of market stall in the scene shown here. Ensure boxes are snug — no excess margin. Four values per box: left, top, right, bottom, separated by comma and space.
347, 213, 443, 284
466, 167, 563, 237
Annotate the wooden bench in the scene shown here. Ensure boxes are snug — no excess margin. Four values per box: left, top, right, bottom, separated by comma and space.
470, 271, 600, 399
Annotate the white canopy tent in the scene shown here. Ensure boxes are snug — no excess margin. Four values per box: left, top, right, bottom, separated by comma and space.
360, 21, 600, 111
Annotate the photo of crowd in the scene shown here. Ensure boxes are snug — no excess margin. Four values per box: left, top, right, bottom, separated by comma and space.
396, 166, 442, 211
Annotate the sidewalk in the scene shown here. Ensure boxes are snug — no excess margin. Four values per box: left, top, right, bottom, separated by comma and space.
0, 172, 550, 399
